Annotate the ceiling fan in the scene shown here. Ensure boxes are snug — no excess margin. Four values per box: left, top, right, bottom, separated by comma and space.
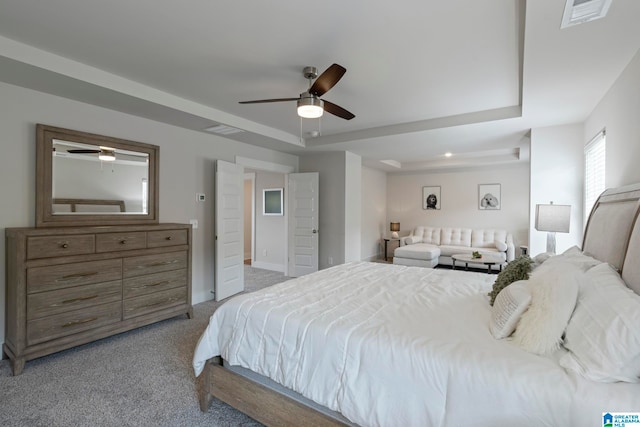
239, 63, 355, 120
65, 148, 116, 161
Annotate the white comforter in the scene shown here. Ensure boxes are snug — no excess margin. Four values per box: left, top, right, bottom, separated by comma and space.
193, 261, 639, 427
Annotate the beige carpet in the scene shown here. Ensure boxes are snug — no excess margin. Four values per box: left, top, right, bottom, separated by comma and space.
0, 266, 290, 427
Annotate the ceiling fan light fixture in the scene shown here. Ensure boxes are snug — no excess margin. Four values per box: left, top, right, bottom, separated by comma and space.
297, 95, 324, 119
99, 149, 116, 161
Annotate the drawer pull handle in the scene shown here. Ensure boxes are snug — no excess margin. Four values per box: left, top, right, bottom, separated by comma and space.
148, 281, 169, 288
62, 317, 97, 328
61, 243, 69, 249
61, 272, 98, 280
142, 298, 179, 309
130, 281, 170, 290
120, 240, 127, 244
166, 236, 172, 241
62, 294, 99, 304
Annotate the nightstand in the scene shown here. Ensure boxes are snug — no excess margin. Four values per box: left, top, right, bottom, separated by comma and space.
382, 237, 401, 262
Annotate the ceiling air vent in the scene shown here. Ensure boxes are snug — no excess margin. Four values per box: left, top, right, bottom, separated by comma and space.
204, 124, 244, 135
561, 0, 612, 28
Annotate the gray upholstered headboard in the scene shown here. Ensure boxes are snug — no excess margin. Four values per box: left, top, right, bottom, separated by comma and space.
582, 182, 640, 294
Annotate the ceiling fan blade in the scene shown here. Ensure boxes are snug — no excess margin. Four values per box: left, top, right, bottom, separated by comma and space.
323, 100, 355, 120
239, 97, 299, 104
308, 64, 346, 97
67, 149, 100, 153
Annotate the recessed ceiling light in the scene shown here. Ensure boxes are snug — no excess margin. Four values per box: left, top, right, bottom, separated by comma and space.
445, 152, 453, 157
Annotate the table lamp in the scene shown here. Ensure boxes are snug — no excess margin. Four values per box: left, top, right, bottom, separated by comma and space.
390, 222, 400, 239
535, 202, 571, 254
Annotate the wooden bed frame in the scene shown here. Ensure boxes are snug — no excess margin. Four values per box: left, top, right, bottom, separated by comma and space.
52, 198, 126, 212
198, 357, 347, 426
197, 183, 640, 426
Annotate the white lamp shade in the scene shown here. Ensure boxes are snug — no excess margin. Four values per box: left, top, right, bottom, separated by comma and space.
535, 204, 571, 233
98, 149, 116, 161
297, 95, 324, 118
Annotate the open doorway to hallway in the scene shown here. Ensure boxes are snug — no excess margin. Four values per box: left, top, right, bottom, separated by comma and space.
243, 170, 287, 272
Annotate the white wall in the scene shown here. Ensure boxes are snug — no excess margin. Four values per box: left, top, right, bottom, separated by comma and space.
585, 49, 640, 188
529, 124, 584, 255
387, 163, 530, 251
253, 171, 286, 272
361, 166, 387, 260
344, 151, 362, 262
0, 81, 298, 345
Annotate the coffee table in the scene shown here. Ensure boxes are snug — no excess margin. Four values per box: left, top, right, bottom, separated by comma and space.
451, 253, 504, 274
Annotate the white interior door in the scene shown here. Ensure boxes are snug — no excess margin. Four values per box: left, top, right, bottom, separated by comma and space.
288, 172, 319, 277
215, 160, 244, 301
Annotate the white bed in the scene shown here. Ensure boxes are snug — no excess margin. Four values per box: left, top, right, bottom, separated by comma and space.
193, 183, 640, 427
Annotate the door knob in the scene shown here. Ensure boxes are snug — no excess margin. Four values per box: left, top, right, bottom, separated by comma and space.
312, 229, 318, 234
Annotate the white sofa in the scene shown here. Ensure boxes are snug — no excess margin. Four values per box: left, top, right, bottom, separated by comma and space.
393, 226, 515, 269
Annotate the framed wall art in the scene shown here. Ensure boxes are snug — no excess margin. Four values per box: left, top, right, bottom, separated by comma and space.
478, 184, 501, 210
422, 186, 441, 210
263, 188, 283, 215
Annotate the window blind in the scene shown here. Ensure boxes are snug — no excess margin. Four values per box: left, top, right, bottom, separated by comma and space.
584, 129, 606, 223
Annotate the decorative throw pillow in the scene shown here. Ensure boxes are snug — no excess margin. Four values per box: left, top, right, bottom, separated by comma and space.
488, 255, 532, 306
560, 263, 640, 382
490, 280, 531, 339
511, 264, 581, 355
494, 240, 508, 252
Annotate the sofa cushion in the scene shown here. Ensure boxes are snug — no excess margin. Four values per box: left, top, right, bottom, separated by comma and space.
471, 229, 508, 248
440, 228, 472, 247
494, 240, 508, 252
421, 227, 441, 245
394, 244, 441, 261
438, 245, 467, 257
409, 226, 440, 245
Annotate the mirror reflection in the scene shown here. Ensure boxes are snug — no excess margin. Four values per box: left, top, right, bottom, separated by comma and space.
52, 140, 149, 215
36, 123, 159, 227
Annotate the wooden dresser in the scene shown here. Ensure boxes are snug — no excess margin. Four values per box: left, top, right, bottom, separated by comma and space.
3, 223, 192, 375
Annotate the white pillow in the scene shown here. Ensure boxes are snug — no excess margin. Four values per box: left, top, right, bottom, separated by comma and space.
531, 252, 552, 271
511, 264, 581, 355
562, 245, 582, 255
490, 280, 531, 339
494, 240, 508, 252
537, 250, 601, 273
406, 235, 422, 245
560, 263, 640, 382
532, 252, 552, 265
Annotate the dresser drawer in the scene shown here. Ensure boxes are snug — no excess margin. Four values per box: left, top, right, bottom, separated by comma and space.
96, 231, 146, 253
27, 280, 122, 320
123, 251, 187, 278
123, 286, 187, 319
147, 229, 188, 248
123, 269, 187, 299
27, 301, 122, 346
27, 234, 95, 259
27, 259, 122, 294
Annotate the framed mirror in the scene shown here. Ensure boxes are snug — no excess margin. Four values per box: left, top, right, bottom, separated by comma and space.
36, 124, 159, 227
